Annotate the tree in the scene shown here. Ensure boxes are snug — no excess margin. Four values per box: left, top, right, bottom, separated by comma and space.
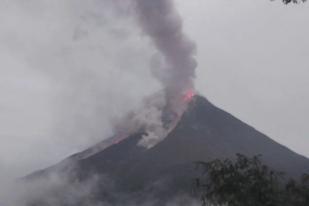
284, 174, 309, 206
281, 0, 307, 4
195, 154, 309, 206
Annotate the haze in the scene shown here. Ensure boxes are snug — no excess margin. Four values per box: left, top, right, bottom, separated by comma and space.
0, 0, 308, 182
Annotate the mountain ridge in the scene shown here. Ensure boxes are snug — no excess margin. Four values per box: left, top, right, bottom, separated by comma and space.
25, 95, 309, 205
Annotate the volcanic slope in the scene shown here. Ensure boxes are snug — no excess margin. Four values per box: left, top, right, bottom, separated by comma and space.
27, 95, 309, 204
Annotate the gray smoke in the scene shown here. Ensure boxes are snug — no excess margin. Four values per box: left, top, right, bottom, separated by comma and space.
135, 0, 197, 113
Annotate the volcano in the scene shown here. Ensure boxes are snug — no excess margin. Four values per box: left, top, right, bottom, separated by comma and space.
25, 95, 309, 205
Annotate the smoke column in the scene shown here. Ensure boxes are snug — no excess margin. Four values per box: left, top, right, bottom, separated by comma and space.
135, 0, 197, 114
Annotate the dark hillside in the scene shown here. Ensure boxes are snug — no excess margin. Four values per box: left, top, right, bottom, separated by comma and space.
26, 95, 309, 205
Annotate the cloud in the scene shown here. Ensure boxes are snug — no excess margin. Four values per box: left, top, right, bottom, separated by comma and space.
0, 0, 160, 180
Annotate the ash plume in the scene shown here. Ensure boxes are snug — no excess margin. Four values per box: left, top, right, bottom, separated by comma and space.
108, 0, 199, 148
135, 0, 197, 114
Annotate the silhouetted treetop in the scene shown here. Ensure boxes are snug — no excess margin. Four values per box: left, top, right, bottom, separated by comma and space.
281, 0, 307, 4
196, 154, 309, 206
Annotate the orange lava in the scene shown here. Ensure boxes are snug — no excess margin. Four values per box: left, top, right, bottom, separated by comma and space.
183, 89, 195, 102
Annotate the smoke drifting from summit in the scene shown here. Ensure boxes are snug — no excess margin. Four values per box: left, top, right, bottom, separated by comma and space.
135, 0, 197, 111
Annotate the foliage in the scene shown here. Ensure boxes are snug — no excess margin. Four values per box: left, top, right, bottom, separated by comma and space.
284, 174, 309, 206
195, 154, 309, 206
280, 0, 307, 4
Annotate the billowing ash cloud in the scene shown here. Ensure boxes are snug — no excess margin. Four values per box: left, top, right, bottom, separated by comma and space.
134, 0, 197, 113
109, 0, 199, 148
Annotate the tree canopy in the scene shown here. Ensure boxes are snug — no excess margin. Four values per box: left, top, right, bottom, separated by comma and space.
281, 0, 307, 4
195, 154, 309, 206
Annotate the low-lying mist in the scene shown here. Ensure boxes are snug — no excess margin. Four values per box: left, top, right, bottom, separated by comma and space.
0, 0, 197, 204
0, 0, 160, 181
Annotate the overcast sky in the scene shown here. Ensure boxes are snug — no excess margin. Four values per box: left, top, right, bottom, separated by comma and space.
0, 0, 308, 180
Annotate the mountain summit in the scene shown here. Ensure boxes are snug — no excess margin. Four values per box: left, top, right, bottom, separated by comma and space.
26, 95, 309, 205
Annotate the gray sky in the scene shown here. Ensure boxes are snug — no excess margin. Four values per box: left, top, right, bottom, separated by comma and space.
0, 0, 308, 180
177, 0, 309, 159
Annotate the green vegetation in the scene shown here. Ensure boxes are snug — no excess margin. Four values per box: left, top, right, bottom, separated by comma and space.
195, 154, 309, 206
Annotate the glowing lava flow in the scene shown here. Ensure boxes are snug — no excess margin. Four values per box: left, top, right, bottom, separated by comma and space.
183, 89, 195, 102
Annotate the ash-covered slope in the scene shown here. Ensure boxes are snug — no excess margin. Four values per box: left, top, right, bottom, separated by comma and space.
26, 95, 309, 205
75, 95, 309, 177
